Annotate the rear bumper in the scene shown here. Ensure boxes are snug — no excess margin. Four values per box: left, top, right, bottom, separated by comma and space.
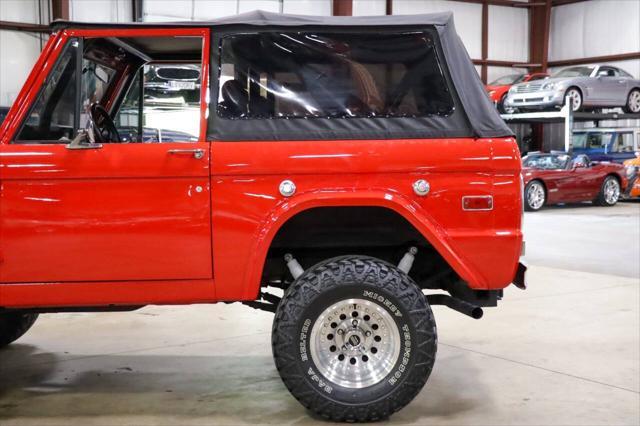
513, 261, 527, 290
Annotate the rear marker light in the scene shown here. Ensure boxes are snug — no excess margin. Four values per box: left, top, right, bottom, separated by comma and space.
462, 195, 493, 211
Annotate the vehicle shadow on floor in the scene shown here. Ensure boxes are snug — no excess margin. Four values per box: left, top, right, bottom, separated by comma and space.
0, 344, 487, 424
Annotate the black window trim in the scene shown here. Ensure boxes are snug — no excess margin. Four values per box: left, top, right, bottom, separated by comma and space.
13, 37, 81, 144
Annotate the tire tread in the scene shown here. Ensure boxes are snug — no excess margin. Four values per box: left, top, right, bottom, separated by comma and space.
0, 313, 39, 348
272, 255, 436, 422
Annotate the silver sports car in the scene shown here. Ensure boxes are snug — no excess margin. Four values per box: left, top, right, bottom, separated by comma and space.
504, 65, 640, 113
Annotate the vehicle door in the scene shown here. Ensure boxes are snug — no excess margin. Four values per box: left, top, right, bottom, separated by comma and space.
568, 155, 601, 199
608, 131, 636, 162
0, 29, 213, 284
577, 131, 610, 160
594, 67, 629, 105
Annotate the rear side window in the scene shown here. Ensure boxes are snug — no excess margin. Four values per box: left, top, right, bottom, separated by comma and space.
217, 31, 454, 120
614, 132, 635, 152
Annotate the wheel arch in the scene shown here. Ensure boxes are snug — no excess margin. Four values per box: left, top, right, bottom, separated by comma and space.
605, 172, 623, 187
565, 85, 583, 105
241, 190, 482, 300
527, 178, 548, 195
626, 87, 640, 112
525, 178, 548, 208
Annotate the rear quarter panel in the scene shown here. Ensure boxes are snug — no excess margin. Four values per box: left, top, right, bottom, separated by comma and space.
210, 137, 523, 300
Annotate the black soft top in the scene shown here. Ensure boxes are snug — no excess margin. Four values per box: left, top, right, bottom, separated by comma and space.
54, 11, 513, 140
53, 10, 456, 30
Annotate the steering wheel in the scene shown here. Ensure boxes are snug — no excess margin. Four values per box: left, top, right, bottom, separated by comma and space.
90, 103, 121, 143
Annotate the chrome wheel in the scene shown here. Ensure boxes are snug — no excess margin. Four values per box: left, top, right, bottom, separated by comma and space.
566, 88, 582, 111
628, 90, 640, 113
604, 178, 620, 205
309, 298, 401, 389
527, 181, 546, 210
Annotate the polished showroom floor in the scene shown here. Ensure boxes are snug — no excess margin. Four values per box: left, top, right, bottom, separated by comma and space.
1, 202, 639, 426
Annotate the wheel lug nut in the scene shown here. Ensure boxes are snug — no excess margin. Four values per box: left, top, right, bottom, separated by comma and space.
365, 331, 371, 337
352, 320, 358, 327
342, 345, 347, 351
337, 329, 344, 335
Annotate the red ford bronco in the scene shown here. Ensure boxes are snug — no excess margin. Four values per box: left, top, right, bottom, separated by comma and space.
0, 11, 525, 421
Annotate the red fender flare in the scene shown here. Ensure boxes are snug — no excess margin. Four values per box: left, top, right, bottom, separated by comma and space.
241, 189, 485, 299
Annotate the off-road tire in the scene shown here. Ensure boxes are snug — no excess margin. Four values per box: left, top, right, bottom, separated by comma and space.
0, 313, 38, 348
595, 175, 620, 206
272, 255, 437, 422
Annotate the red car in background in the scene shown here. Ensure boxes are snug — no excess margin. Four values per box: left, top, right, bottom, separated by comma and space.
522, 153, 627, 211
486, 73, 548, 113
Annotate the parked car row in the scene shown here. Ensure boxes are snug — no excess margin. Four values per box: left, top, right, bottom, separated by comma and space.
486, 73, 548, 113
487, 65, 640, 114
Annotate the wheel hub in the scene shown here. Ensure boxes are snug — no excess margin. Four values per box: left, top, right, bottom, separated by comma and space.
604, 179, 620, 204
309, 298, 401, 388
528, 182, 545, 209
345, 331, 362, 349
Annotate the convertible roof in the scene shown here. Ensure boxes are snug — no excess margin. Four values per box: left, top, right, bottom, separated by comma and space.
51, 10, 454, 31
53, 10, 513, 140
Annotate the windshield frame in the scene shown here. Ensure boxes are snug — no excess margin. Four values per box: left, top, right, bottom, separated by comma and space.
523, 154, 571, 170
552, 66, 596, 78
489, 74, 525, 86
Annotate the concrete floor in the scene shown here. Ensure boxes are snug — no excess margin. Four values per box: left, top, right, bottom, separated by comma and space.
1, 202, 639, 425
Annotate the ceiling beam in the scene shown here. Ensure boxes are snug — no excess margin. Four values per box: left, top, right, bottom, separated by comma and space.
548, 52, 640, 67
529, 0, 552, 73
0, 20, 50, 33
473, 59, 541, 67
51, 0, 70, 21
333, 0, 353, 16
551, 0, 589, 6
481, 1, 489, 83
132, 0, 144, 22
455, 0, 545, 7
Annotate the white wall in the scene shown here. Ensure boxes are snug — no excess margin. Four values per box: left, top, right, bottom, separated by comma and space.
353, 0, 387, 16
488, 5, 528, 62
393, 0, 530, 81
394, 0, 482, 59
549, 0, 640, 78
283, 0, 331, 15
0, 0, 49, 106
70, 0, 132, 22
143, 0, 331, 21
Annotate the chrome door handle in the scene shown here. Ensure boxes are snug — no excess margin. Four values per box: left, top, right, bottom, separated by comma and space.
66, 142, 103, 150
167, 148, 205, 159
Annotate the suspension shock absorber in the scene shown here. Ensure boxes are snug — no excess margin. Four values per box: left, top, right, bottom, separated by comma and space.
398, 246, 418, 274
